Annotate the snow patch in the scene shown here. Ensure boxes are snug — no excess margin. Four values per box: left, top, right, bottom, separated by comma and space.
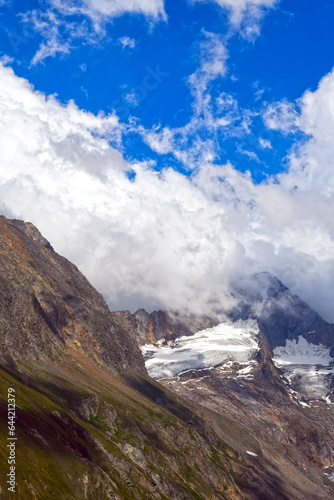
246, 451, 258, 457
142, 320, 259, 379
299, 401, 310, 408
236, 361, 257, 379
273, 336, 334, 403
273, 336, 332, 366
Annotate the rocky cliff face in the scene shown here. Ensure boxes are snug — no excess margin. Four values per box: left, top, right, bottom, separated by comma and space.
0, 215, 145, 373
232, 272, 334, 355
111, 308, 218, 346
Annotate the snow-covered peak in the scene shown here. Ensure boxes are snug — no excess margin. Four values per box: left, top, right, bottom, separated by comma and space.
228, 271, 292, 321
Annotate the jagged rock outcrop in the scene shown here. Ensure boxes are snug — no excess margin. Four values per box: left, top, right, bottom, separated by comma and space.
140, 272, 334, 491
111, 307, 218, 346
231, 272, 334, 354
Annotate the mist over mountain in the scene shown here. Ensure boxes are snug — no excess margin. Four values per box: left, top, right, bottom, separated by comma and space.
1, 62, 334, 323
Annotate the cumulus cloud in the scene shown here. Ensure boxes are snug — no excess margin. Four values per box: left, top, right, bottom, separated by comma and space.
22, 0, 165, 63
278, 68, 334, 207
191, 0, 279, 39
1, 63, 334, 323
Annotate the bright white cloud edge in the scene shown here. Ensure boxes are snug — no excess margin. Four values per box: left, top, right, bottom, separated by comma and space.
1, 63, 334, 323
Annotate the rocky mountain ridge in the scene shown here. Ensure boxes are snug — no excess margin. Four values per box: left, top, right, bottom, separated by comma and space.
137, 273, 334, 484
110, 308, 218, 347
121, 272, 334, 358
0, 215, 145, 373
0, 215, 334, 499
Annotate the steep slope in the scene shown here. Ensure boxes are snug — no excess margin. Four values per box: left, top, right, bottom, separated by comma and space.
0, 215, 144, 373
0, 216, 244, 499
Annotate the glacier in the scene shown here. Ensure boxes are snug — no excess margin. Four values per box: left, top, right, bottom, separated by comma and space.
273, 336, 334, 402
141, 319, 259, 379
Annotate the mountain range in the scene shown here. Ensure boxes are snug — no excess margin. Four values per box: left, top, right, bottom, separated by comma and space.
0, 215, 333, 499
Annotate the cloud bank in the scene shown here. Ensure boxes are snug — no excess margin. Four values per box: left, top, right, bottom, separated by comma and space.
0, 63, 334, 322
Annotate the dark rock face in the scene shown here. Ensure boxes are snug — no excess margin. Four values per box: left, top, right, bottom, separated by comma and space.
0, 215, 145, 373
230, 272, 334, 354
111, 308, 218, 346
258, 291, 334, 354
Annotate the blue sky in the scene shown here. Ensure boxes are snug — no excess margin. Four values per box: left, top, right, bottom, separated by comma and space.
2, 0, 334, 179
1, 0, 334, 320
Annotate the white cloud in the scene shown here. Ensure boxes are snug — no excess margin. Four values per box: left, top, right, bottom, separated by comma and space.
0, 55, 14, 66
188, 31, 229, 116
237, 145, 261, 163
78, 0, 165, 22
32, 37, 72, 66
136, 34, 253, 169
144, 127, 174, 154
1, 64, 334, 324
22, 7, 88, 65
191, 0, 278, 39
124, 89, 144, 108
258, 137, 272, 149
48, 0, 165, 23
22, 0, 165, 64
279, 67, 334, 196
263, 99, 299, 133
118, 36, 137, 50
136, 33, 246, 167
252, 80, 267, 101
